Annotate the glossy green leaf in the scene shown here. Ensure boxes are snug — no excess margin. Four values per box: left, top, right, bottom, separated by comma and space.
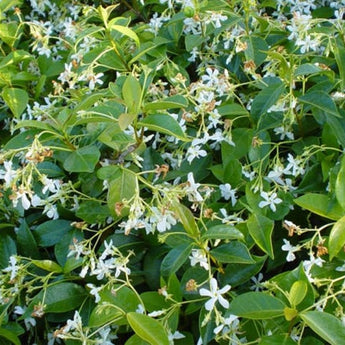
284, 307, 298, 321
33, 219, 73, 247
88, 304, 123, 328
2, 87, 28, 118
294, 193, 343, 221
299, 91, 340, 118
201, 224, 244, 241
210, 241, 255, 264
27, 282, 85, 314
244, 35, 268, 66
143, 95, 188, 111
335, 156, 345, 211
122, 75, 142, 114
138, 114, 188, 141
99, 285, 142, 314
329, 215, 345, 260
127, 312, 169, 345
76, 200, 111, 224
110, 24, 140, 47
125, 335, 150, 345
172, 202, 199, 238
289, 280, 307, 307
301, 311, 345, 345
250, 81, 285, 122
229, 292, 286, 319
63, 146, 100, 173
0, 328, 20, 345
118, 112, 137, 130
247, 214, 274, 259
107, 168, 137, 218
0, 235, 16, 269
31, 260, 63, 273
334, 36, 345, 90
161, 243, 193, 278
259, 334, 296, 345
220, 255, 267, 288
16, 220, 40, 259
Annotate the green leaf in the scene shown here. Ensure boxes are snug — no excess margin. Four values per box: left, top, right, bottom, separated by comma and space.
63, 146, 100, 173
127, 312, 169, 345
300, 311, 345, 345
33, 220, 72, 247
76, 200, 111, 224
31, 260, 63, 273
220, 255, 266, 288
14, 119, 60, 133
250, 80, 285, 122
171, 202, 199, 238
107, 168, 137, 218
125, 335, 150, 345
0, 235, 16, 269
118, 112, 137, 130
294, 193, 343, 220
110, 23, 140, 47
244, 35, 268, 66
16, 220, 40, 259
88, 304, 123, 328
2, 87, 28, 118
100, 285, 142, 314
210, 241, 255, 264
329, 215, 345, 260
161, 243, 193, 278
289, 280, 307, 307
294, 63, 321, 76
334, 36, 345, 90
284, 307, 298, 321
201, 224, 244, 241
336, 156, 345, 211
138, 114, 188, 141
247, 214, 274, 259
27, 283, 85, 314
229, 292, 286, 319
299, 91, 340, 118
259, 334, 297, 345
0, 328, 20, 345
143, 95, 188, 112
122, 75, 142, 114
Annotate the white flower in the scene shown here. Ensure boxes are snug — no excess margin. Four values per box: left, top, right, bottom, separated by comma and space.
79, 71, 104, 90
258, 191, 282, 212
189, 249, 209, 270
219, 184, 237, 206
14, 306, 36, 330
266, 165, 285, 185
168, 330, 185, 344
0, 161, 18, 188
86, 283, 102, 303
12, 188, 32, 210
281, 239, 299, 262
284, 154, 305, 177
213, 314, 239, 335
250, 273, 264, 292
185, 172, 203, 203
136, 304, 145, 314
149, 207, 177, 233
303, 254, 325, 275
186, 144, 207, 164
202, 67, 220, 87
3, 256, 19, 281
199, 278, 231, 311
273, 126, 294, 140
148, 309, 166, 317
